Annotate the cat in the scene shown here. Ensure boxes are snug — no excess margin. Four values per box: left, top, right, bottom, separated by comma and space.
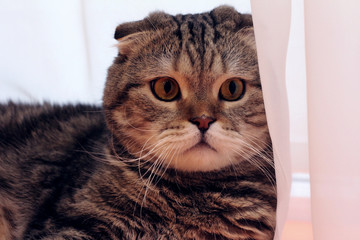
0, 6, 276, 240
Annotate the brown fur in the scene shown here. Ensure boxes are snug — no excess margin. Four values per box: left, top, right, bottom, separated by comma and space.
0, 208, 11, 240
0, 6, 276, 240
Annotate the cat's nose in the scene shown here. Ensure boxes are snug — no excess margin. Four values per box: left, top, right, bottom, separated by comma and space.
190, 115, 216, 132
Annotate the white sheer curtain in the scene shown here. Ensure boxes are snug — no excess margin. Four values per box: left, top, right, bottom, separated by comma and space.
252, 0, 360, 239
250, 1, 292, 239
304, 1, 360, 239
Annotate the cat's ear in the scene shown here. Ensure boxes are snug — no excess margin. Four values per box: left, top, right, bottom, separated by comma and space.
115, 31, 152, 57
114, 12, 173, 40
114, 20, 153, 57
210, 5, 253, 28
114, 12, 173, 57
114, 20, 151, 40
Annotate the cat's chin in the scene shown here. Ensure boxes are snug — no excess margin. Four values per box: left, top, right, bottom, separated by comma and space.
169, 144, 236, 172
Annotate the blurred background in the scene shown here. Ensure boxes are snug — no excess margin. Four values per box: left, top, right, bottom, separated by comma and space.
0, 0, 310, 238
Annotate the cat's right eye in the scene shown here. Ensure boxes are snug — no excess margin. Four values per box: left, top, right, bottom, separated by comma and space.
219, 78, 245, 101
151, 77, 180, 102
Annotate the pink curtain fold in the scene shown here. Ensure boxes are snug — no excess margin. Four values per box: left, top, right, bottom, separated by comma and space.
305, 0, 360, 239
250, 1, 292, 239
253, 0, 360, 239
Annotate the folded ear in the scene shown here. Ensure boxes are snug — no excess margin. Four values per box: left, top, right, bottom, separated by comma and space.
115, 31, 152, 56
114, 20, 152, 40
210, 5, 253, 29
114, 11, 175, 57
114, 11, 174, 40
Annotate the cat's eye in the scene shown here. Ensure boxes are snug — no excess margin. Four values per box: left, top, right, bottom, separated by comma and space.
151, 77, 180, 101
219, 78, 245, 101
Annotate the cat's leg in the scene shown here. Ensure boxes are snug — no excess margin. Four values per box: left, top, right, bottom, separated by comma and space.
0, 215, 11, 240
0, 207, 15, 240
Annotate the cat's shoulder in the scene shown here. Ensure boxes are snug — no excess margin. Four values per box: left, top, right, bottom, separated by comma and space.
0, 102, 107, 159
0, 101, 104, 129
0, 101, 102, 123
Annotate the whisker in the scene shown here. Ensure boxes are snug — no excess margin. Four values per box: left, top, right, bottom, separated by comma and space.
229, 142, 276, 191
138, 141, 177, 216
239, 132, 287, 187
154, 143, 180, 186
240, 133, 273, 159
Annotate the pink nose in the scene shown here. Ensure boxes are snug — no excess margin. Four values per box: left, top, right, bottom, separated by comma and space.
190, 115, 216, 132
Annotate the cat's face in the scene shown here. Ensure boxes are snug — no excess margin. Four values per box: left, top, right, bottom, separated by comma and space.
104, 6, 270, 172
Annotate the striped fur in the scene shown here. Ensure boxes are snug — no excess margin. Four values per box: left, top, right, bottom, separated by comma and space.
0, 6, 276, 240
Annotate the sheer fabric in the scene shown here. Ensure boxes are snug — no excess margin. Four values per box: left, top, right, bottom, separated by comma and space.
252, 0, 360, 239
250, 1, 292, 239
305, 0, 360, 239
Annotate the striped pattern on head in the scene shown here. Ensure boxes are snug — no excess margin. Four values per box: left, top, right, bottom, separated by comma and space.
103, 6, 270, 172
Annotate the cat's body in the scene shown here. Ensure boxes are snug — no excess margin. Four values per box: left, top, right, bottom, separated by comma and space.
0, 6, 276, 240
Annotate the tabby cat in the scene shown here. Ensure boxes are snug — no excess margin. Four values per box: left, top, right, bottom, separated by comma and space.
0, 6, 276, 240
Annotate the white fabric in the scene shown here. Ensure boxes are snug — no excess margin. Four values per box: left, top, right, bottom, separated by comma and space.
250, 1, 292, 239
304, 0, 360, 239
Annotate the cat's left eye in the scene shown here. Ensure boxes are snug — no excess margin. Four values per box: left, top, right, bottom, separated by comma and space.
219, 78, 245, 101
151, 77, 180, 102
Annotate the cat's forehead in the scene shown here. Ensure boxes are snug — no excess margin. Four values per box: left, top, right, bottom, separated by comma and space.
155, 14, 257, 84
115, 6, 254, 58
113, 6, 259, 87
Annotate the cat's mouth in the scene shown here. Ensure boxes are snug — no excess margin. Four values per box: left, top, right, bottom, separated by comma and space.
188, 139, 217, 152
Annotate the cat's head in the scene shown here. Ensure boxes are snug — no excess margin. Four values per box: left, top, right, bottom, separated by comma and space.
103, 6, 271, 172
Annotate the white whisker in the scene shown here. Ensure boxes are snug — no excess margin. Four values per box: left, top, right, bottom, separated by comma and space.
228, 138, 276, 191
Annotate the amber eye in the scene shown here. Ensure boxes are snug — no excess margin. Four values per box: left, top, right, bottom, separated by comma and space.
151, 77, 180, 101
219, 78, 245, 101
